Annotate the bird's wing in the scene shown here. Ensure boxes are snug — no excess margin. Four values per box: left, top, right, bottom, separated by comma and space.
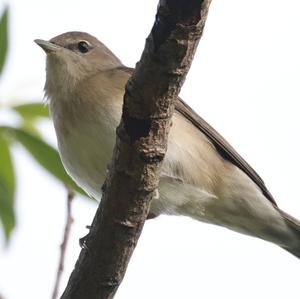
116, 65, 276, 206
175, 98, 276, 205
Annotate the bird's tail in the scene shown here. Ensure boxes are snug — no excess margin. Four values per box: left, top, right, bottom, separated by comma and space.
278, 209, 300, 259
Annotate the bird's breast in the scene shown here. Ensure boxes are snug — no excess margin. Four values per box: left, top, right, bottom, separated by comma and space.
49, 92, 224, 217
50, 93, 121, 200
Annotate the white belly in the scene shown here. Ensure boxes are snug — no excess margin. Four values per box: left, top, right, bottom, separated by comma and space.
52, 104, 295, 248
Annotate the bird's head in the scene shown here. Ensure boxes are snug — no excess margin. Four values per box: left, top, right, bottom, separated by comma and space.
35, 31, 122, 98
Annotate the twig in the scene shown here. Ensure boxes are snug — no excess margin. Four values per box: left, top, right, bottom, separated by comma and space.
51, 189, 75, 299
61, 1, 212, 298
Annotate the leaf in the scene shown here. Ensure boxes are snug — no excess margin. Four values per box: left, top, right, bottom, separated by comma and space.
0, 133, 16, 241
19, 119, 42, 137
0, 6, 9, 75
0, 126, 88, 197
12, 103, 50, 138
12, 102, 49, 119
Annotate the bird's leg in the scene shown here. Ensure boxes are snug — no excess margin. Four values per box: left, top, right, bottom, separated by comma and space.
79, 225, 92, 249
80, 172, 110, 249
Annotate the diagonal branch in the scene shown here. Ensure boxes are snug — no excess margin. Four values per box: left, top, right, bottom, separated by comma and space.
60, 1, 212, 298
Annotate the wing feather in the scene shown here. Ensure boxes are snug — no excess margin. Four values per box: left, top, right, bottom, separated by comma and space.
175, 98, 276, 205
117, 65, 277, 206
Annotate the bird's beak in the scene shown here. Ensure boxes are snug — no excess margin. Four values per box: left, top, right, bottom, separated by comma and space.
34, 39, 61, 53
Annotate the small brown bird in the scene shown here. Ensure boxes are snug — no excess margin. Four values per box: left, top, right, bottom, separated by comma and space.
35, 31, 300, 258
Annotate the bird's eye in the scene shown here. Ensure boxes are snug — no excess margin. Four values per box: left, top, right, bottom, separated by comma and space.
78, 41, 89, 53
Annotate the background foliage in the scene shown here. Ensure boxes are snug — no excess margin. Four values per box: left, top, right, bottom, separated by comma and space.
0, 6, 87, 243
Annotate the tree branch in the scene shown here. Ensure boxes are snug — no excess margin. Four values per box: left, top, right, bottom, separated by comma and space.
52, 189, 75, 299
61, 1, 212, 298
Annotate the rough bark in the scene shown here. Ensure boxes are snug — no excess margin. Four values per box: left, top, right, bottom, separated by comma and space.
60, 1, 212, 298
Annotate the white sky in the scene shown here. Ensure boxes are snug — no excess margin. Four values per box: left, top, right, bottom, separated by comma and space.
0, 0, 300, 298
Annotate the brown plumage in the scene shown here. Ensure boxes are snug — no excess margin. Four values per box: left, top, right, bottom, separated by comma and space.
35, 31, 300, 259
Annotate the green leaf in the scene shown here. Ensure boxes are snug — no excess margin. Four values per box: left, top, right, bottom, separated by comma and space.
0, 134, 16, 241
0, 126, 88, 197
13, 128, 88, 196
19, 120, 42, 137
12, 103, 49, 119
0, 6, 9, 75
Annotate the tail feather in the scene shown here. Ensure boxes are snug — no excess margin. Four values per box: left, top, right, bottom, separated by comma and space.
278, 209, 300, 259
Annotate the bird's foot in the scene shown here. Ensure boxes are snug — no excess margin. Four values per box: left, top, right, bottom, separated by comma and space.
79, 225, 92, 249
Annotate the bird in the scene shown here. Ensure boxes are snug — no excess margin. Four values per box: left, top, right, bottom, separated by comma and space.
35, 31, 300, 259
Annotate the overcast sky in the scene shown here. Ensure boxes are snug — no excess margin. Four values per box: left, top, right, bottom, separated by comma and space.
1, 1, 300, 299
